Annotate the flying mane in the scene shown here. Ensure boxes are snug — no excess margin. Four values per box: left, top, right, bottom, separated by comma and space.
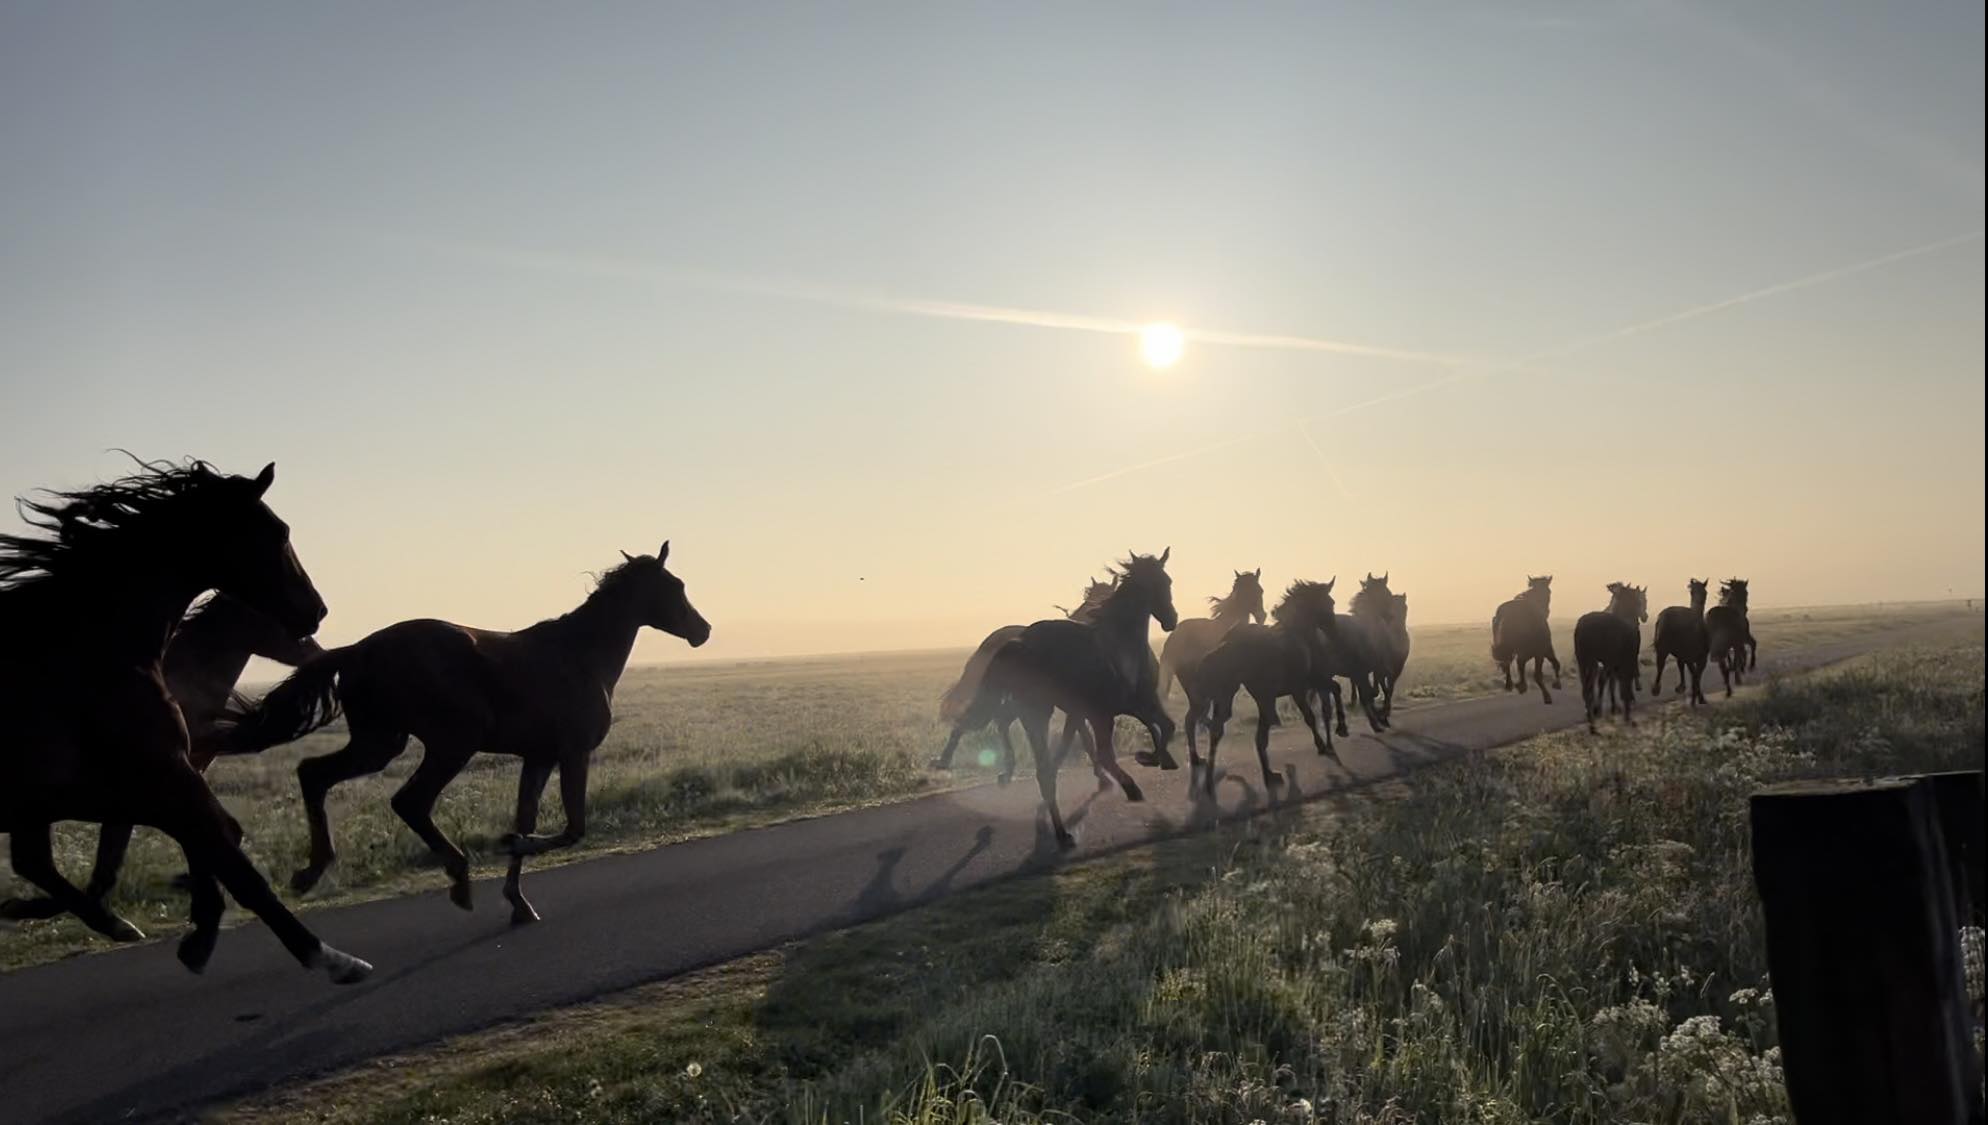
0, 458, 235, 593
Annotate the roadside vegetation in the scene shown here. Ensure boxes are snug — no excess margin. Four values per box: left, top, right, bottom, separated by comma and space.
219, 631, 1984, 1124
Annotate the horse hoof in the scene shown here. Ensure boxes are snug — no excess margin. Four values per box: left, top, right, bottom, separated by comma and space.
106, 917, 147, 943
1265, 774, 1285, 788
1119, 780, 1145, 802
508, 901, 541, 926
449, 881, 474, 912
315, 945, 373, 985
177, 930, 217, 974
1055, 830, 1077, 850
1133, 751, 1161, 767
0, 896, 63, 922
290, 867, 323, 895
1335, 723, 1349, 737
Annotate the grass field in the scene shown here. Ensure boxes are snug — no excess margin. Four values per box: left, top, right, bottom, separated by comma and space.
218, 630, 1986, 1125
0, 601, 1971, 971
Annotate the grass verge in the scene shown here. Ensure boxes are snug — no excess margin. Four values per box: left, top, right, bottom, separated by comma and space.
219, 636, 1984, 1124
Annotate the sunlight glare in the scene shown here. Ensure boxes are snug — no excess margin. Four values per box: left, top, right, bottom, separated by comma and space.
1139, 322, 1185, 369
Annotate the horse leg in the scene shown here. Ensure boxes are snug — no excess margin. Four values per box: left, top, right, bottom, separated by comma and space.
291, 727, 410, 893
1084, 714, 1142, 802
1547, 648, 1564, 689
1533, 656, 1554, 704
1747, 634, 1758, 671
1020, 708, 1071, 848
1620, 667, 1636, 726
500, 759, 555, 925
1329, 679, 1349, 736
1691, 658, 1708, 706
2, 824, 145, 941
1296, 689, 1334, 765
1653, 651, 1671, 695
991, 714, 1019, 785
174, 858, 227, 974
0, 819, 135, 920
389, 746, 477, 910
930, 725, 965, 771
1579, 661, 1599, 732
1252, 691, 1287, 790
1716, 652, 1733, 697
151, 774, 370, 983
1500, 655, 1515, 692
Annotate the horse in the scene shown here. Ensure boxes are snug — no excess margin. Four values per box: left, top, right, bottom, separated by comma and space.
1704, 577, 1757, 697
1188, 579, 1347, 794
0, 459, 370, 983
1154, 568, 1266, 748
1574, 582, 1648, 733
218, 542, 709, 925
1343, 573, 1410, 722
961, 550, 1177, 848
0, 593, 324, 919
1491, 574, 1560, 703
1651, 578, 1711, 707
930, 579, 1115, 785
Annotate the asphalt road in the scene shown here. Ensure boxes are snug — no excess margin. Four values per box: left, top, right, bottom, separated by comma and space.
0, 613, 1974, 1124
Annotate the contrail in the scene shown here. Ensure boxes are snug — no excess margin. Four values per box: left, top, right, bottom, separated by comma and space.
1056, 229, 1985, 492
412, 238, 1459, 365
1296, 419, 1351, 501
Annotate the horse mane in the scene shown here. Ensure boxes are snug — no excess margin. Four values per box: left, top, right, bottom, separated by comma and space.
1349, 583, 1391, 618
1059, 578, 1116, 621
1271, 579, 1333, 624
0, 457, 228, 592
1207, 572, 1260, 617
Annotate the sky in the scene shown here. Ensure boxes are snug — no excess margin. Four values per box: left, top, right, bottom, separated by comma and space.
2, 0, 1983, 664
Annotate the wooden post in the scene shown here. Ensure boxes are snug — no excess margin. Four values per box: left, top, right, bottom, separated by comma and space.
1751, 776, 1982, 1125
1919, 770, 1986, 927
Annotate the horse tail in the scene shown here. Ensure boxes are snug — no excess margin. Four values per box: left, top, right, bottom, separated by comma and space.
1157, 653, 1176, 699
939, 627, 1021, 723
213, 649, 349, 755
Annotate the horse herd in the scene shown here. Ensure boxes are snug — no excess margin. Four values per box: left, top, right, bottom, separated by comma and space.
0, 458, 1758, 989
929, 564, 1758, 847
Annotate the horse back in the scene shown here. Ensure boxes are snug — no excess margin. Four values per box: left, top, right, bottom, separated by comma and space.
1652, 606, 1707, 658
1492, 599, 1550, 658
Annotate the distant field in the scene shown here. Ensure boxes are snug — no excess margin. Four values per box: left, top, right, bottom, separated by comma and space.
0, 600, 1973, 970
218, 631, 1986, 1124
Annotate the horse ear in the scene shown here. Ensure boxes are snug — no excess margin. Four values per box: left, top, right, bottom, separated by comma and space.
1382, 571, 1389, 583
1254, 568, 1261, 578
621, 550, 635, 563
1159, 546, 1170, 564
252, 462, 276, 497
657, 540, 670, 564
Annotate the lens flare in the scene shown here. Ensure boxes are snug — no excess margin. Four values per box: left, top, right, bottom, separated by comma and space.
1140, 322, 1185, 368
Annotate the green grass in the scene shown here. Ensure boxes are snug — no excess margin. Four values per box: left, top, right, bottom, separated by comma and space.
218, 631, 1984, 1125
0, 601, 1967, 971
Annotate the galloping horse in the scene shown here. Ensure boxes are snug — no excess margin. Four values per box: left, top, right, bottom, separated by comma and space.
930, 579, 1113, 784
0, 459, 370, 982
220, 542, 709, 925
1340, 573, 1410, 724
1189, 579, 1345, 793
962, 550, 1177, 848
0, 593, 323, 918
1491, 575, 1560, 703
1704, 578, 1757, 697
1651, 578, 1711, 707
1155, 568, 1265, 749
1574, 582, 1647, 733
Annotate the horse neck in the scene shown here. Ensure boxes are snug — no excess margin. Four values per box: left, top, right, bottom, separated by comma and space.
1689, 591, 1708, 614
164, 620, 256, 718
62, 563, 205, 667
1094, 590, 1153, 648
553, 583, 647, 693
1211, 596, 1253, 629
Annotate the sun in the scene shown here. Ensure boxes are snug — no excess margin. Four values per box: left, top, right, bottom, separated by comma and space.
1139, 322, 1185, 369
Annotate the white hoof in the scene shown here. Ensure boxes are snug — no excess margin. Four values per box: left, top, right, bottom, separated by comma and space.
310, 944, 374, 985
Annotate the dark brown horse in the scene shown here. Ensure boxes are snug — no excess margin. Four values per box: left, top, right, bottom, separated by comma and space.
0, 459, 369, 982
1704, 578, 1756, 696
961, 550, 1177, 848
1340, 574, 1409, 725
0, 593, 324, 918
1491, 575, 1560, 703
1189, 579, 1344, 794
1651, 578, 1711, 707
1574, 582, 1647, 733
220, 542, 709, 925
1153, 568, 1267, 753
930, 579, 1114, 784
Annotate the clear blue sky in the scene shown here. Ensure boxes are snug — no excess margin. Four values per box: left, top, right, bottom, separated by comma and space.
2, 0, 1982, 661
